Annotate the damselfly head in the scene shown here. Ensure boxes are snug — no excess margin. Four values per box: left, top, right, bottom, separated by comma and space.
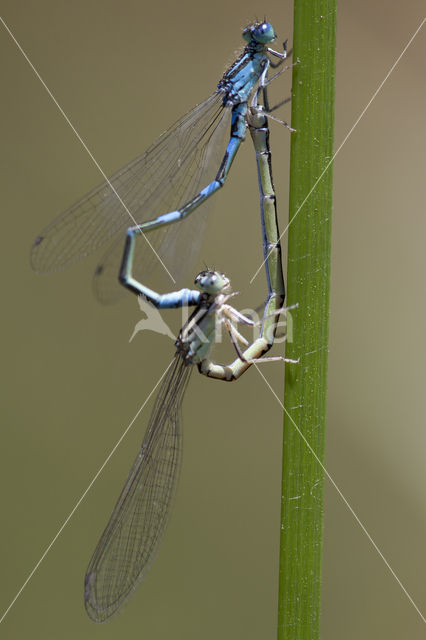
242, 21, 276, 45
194, 270, 230, 295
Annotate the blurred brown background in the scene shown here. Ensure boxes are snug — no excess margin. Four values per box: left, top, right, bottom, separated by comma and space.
1, 1, 425, 638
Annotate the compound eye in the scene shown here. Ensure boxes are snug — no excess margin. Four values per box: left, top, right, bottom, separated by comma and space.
242, 25, 252, 42
253, 22, 276, 44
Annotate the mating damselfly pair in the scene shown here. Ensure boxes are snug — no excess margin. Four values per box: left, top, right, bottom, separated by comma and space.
31, 21, 296, 621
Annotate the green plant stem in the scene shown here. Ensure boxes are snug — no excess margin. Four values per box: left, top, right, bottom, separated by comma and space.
277, 2, 336, 639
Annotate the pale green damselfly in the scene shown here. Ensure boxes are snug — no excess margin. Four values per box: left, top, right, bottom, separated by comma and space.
84, 101, 296, 622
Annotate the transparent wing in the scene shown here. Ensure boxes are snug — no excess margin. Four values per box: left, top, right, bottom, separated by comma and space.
84, 355, 192, 622
92, 200, 211, 304
31, 91, 231, 284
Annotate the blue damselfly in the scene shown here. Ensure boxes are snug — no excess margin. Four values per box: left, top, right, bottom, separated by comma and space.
31, 21, 292, 302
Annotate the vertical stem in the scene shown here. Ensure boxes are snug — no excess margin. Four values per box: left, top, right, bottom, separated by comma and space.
278, 2, 336, 639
